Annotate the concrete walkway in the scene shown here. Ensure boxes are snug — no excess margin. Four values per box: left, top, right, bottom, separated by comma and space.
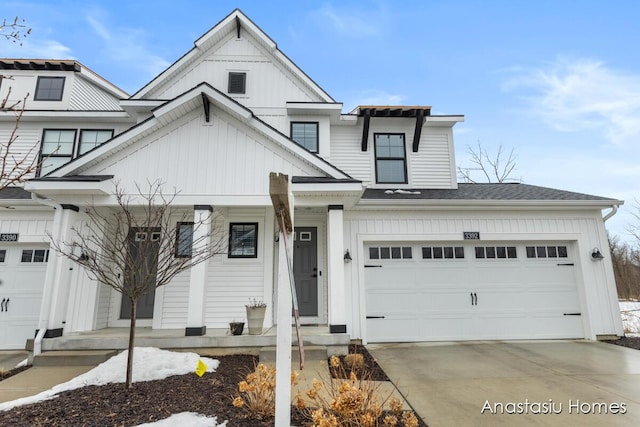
367, 340, 640, 427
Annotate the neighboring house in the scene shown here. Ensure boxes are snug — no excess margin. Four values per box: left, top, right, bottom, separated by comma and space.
0, 9, 623, 350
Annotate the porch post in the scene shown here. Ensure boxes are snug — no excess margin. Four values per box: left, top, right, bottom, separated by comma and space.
45, 204, 79, 337
327, 205, 347, 333
185, 205, 212, 336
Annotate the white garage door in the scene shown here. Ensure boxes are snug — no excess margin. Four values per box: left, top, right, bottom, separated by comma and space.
0, 245, 49, 349
365, 242, 583, 342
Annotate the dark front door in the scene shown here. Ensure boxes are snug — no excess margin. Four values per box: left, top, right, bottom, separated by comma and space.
120, 227, 159, 319
293, 227, 318, 316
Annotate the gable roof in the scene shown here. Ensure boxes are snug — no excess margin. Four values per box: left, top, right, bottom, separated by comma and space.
362, 183, 622, 207
131, 9, 334, 102
46, 82, 352, 180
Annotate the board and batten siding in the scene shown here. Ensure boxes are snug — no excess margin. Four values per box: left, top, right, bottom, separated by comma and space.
144, 32, 321, 132
0, 211, 53, 241
87, 108, 323, 196
329, 122, 456, 188
343, 209, 620, 340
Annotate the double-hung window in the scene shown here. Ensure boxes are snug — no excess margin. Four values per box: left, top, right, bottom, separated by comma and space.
374, 133, 407, 184
40, 129, 77, 176
175, 222, 194, 258
291, 122, 319, 153
229, 223, 258, 258
34, 76, 65, 101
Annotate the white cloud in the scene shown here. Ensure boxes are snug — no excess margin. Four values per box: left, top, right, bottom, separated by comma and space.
84, 10, 170, 82
1, 38, 73, 59
312, 3, 389, 38
503, 57, 640, 146
344, 90, 407, 112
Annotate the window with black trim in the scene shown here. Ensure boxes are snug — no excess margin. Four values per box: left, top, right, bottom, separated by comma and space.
34, 76, 65, 101
422, 246, 465, 259
374, 133, 407, 184
20, 249, 49, 263
228, 72, 246, 94
40, 129, 77, 176
78, 129, 113, 155
526, 246, 568, 259
229, 223, 258, 258
38, 128, 113, 176
475, 246, 517, 259
291, 122, 319, 153
0, 249, 6, 263
175, 222, 194, 258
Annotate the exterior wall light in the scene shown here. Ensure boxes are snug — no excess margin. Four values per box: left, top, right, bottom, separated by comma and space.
591, 248, 604, 261
344, 250, 352, 263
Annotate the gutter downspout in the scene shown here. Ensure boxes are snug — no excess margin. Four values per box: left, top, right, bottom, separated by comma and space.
30, 192, 62, 357
603, 204, 619, 222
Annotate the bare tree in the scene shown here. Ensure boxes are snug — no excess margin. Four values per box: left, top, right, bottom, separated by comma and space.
0, 16, 31, 45
50, 181, 227, 389
1, 16, 38, 190
457, 142, 519, 183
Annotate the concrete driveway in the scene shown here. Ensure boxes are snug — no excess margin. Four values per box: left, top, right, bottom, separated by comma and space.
367, 341, 640, 426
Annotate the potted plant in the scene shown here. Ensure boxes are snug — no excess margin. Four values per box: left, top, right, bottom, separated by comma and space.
246, 298, 267, 335
229, 321, 244, 336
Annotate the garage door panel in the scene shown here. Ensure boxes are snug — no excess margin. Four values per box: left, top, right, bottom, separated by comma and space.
364, 241, 583, 342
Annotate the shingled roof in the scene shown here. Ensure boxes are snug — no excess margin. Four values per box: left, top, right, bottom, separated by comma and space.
362, 183, 619, 202
0, 186, 32, 200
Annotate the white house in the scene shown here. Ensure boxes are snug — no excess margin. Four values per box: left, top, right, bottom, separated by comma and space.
0, 9, 623, 350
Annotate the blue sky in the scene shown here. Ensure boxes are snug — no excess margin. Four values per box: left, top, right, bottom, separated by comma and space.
3, 0, 640, 242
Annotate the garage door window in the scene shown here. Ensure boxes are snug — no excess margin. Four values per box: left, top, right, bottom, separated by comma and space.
21, 249, 50, 263
369, 246, 412, 260
422, 246, 464, 259
0, 249, 6, 263
526, 246, 568, 259
475, 246, 517, 259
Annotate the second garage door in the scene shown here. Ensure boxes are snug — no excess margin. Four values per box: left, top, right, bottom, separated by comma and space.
364, 242, 583, 343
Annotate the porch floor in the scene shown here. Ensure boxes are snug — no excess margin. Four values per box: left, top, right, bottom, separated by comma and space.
39, 326, 350, 355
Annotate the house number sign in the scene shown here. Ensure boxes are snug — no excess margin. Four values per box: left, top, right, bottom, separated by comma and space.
0, 233, 18, 242
463, 231, 480, 240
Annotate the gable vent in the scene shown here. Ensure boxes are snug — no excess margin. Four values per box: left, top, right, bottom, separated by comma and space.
228, 72, 246, 94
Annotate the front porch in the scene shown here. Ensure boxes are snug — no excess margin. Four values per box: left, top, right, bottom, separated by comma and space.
35, 326, 350, 356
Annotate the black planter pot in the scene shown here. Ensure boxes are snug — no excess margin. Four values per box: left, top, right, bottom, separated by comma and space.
230, 322, 245, 335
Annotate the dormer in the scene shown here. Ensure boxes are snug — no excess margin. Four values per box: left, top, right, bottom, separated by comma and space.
0, 59, 127, 111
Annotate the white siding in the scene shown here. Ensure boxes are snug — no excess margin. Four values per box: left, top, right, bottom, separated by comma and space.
330, 125, 371, 183
329, 121, 457, 188
204, 209, 268, 327
159, 270, 190, 329
144, 32, 321, 135
0, 211, 53, 241
85, 108, 324, 196
344, 209, 620, 340
70, 76, 123, 111
94, 283, 111, 330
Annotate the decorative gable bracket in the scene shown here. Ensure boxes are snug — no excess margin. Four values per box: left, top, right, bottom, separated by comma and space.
201, 92, 210, 123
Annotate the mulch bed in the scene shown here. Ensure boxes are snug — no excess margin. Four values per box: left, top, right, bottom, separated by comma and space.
0, 349, 421, 427
604, 336, 640, 350
329, 343, 390, 382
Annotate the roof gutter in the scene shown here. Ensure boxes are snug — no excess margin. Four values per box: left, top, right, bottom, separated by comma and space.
30, 192, 62, 357
603, 204, 620, 222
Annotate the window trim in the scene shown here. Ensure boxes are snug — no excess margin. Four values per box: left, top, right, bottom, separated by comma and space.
228, 72, 246, 94
374, 133, 408, 184
228, 222, 259, 259
38, 128, 78, 176
34, 76, 65, 101
290, 121, 319, 153
175, 222, 194, 258
77, 129, 114, 157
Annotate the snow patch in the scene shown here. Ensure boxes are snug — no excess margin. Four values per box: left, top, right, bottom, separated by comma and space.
620, 300, 640, 336
136, 412, 227, 427
0, 347, 219, 412
384, 189, 421, 195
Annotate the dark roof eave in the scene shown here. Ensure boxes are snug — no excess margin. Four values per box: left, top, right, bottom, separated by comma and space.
28, 175, 114, 182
